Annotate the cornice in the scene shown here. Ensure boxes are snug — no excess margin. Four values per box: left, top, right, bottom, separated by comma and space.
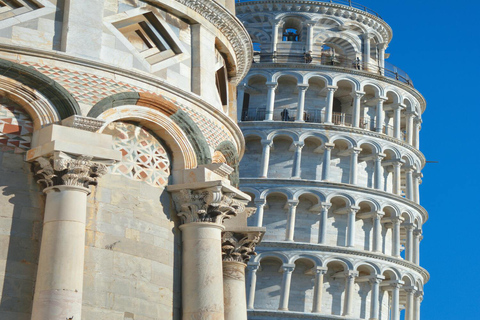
248, 309, 371, 319
236, 0, 392, 44
148, 0, 253, 84
0, 44, 245, 157
239, 121, 426, 168
239, 178, 429, 223
250, 63, 427, 112
257, 241, 430, 282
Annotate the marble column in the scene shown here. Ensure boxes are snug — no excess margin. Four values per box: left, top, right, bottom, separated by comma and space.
377, 43, 386, 73
413, 229, 422, 265
404, 223, 414, 262
278, 264, 295, 310
346, 207, 360, 247
343, 271, 358, 316
392, 104, 405, 140
404, 287, 415, 320
413, 172, 422, 204
391, 217, 402, 258
319, 203, 331, 244
296, 85, 309, 121
270, 20, 282, 53
260, 139, 273, 178
305, 21, 316, 53
254, 199, 266, 227
372, 212, 384, 252
222, 231, 263, 320
324, 87, 337, 124
406, 111, 415, 145
374, 153, 386, 190
414, 290, 423, 320
392, 160, 403, 195
312, 267, 328, 313
405, 166, 415, 200
390, 282, 402, 320
362, 33, 372, 70
413, 118, 421, 149
31, 155, 109, 320
265, 83, 278, 121
375, 98, 387, 133
292, 142, 305, 178
350, 147, 362, 185
285, 200, 299, 241
369, 276, 384, 320
321, 143, 335, 181
352, 91, 365, 128
237, 83, 247, 121
246, 263, 260, 309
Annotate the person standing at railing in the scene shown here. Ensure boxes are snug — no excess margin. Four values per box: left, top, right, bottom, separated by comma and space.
281, 108, 289, 121
354, 57, 361, 70
304, 52, 312, 63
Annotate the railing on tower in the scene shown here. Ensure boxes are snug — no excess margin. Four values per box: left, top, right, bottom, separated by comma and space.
235, 0, 383, 19
252, 53, 414, 87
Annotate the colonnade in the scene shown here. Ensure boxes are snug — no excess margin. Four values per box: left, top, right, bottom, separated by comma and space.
246, 261, 424, 320
256, 139, 422, 203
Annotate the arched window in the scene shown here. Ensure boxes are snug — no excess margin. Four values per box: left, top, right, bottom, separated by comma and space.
282, 28, 299, 41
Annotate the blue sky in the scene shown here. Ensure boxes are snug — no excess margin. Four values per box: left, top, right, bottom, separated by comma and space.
355, 1, 480, 319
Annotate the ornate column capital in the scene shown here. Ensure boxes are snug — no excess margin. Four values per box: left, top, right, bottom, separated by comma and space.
265, 82, 278, 89
326, 86, 338, 93
293, 141, 305, 149
261, 139, 273, 147
315, 267, 328, 276
320, 202, 332, 211
345, 271, 359, 280
222, 230, 264, 264
413, 228, 423, 237
323, 143, 335, 151
281, 264, 295, 273
351, 91, 366, 99
285, 200, 299, 210
33, 152, 109, 189
171, 186, 249, 225
369, 275, 385, 284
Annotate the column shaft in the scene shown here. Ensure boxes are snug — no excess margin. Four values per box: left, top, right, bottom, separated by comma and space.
347, 209, 357, 247
319, 205, 330, 244
246, 266, 259, 309
285, 202, 298, 241
352, 92, 364, 128
393, 106, 402, 139
405, 225, 414, 262
374, 154, 384, 190
312, 270, 326, 313
259, 140, 272, 178
391, 285, 400, 320
406, 168, 414, 200
265, 84, 277, 121
372, 214, 383, 252
349, 149, 360, 185
255, 202, 266, 227
278, 267, 294, 310
292, 143, 304, 178
375, 99, 385, 133
393, 162, 402, 195
223, 261, 248, 320
296, 86, 308, 122
322, 144, 334, 181
406, 112, 414, 145
405, 290, 415, 320
325, 87, 336, 124
392, 218, 401, 257
343, 273, 356, 316
369, 278, 381, 320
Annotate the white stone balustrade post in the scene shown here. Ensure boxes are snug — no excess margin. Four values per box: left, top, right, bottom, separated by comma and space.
352, 91, 365, 128
374, 153, 386, 190
372, 212, 384, 252
414, 290, 423, 320
413, 229, 422, 265
285, 200, 299, 241
413, 172, 422, 204
319, 203, 331, 244
346, 206, 360, 247
324, 87, 337, 124
254, 199, 266, 227
375, 97, 387, 133
404, 223, 414, 262
292, 141, 305, 178
246, 263, 260, 310
321, 143, 335, 181
392, 104, 405, 140
392, 217, 402, 257
343, 271, 358, 316
369, 275, 384, 320
392, 160, 403, 195
405, 166, 415, 200
260, 139, 273, 178
305, 21, 316, 53
296, 85, 309, 122
222, 231, 263, 320
278, 264, 295, 310
404, 287, 416, 320
349, 147, 362, 185
265, 83, 278, 121
406, 111, 415, 145
312, 267, 328, 313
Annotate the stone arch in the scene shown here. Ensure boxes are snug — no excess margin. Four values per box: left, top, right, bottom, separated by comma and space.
332, 76, 361, 91
361, 81, 384, 97
289, 257, 317, 312
253, 254, 287, 310
215, 140, 240, 187
267, 129, 299, 142
272, 71, 303, 84
304, 73, 333, 86
248, 28, 271, 43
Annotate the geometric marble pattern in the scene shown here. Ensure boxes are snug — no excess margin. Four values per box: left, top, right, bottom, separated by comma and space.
0, 100, 33, 153
103, 121, 170, 188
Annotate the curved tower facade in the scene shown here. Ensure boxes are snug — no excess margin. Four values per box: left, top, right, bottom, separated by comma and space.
237, 1, 428, 319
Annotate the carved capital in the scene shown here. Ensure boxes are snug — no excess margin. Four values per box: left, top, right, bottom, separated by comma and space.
33, 152, 108, 189
172, 186, 247, 225
222, 231, 263, 264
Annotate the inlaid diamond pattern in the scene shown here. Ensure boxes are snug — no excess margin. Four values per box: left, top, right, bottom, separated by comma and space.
0, 101, 33, 153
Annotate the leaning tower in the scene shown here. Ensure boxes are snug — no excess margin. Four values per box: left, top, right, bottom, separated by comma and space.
236, 1, 428, 319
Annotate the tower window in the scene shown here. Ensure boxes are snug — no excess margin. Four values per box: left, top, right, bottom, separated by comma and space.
283, 28, 299, 41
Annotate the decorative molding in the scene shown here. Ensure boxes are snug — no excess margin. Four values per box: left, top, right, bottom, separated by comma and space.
222, 231, 263, 264
171, 186, 247, 224
61, 115, 105, 132
34, 153, 108, 189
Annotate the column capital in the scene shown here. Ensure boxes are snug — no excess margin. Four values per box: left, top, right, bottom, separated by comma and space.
377, 42, 388, 50
392, 159, 405, 167
304, 20, 317, 27
375, 153, 386, 160
222, 230, 264, 264
413, 228, 423, 237
281, 264, 295, 273
285, 200, 299, 209
297, 84, 309, 90
326, 86, 338, 93
403, 286, 417, 294
376, 96, 388, 103
271, 19, 285, 27
414, 290, 424, 300
373, 211, 385, 220
33, 152, 109, 190
413, 172, 423, 179
391, 216, 403, 225
403, 222, 415, 230
320, 202, 332, 211
351, 91, 366, 98
361, 33, 375, 40
350, 147, 362, 155
404, 165, 416, 173
265, 82, 278, 89
170, 185, 249, 225
391, 103, 406, 111
345, 271, 359, 280
369, 275, 385, 284
293, 141, 305, 149
254, 199, 267, 206
323, 142, 335, 150
261, 139, 273, 147
414, 117, 423, 124
315, 267, 328, 275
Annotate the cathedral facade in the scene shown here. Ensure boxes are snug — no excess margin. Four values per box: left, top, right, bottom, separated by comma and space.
236, 1, 428, 320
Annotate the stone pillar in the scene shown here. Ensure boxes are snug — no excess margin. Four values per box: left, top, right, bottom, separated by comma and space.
324, 87, 337, 124
170, 184, 250, 320
246, 263, 260, 309
312, 267, 328, 313
392, 217, 402, 258
377, 43, 386, 73
296, 85, 309, 122
265, 83, 278, 121
390, 282, 402, 320
413, 118, 421, 149
404, 223, 414, 262
413, 229, 422, 265
260, 140, 273, 178
237, 83, 247, 121
321, 143, 335, 181
292, 142, 305, 178
374, 153, 386, 190
278, 264, 295, 310
362, 33, 372, 69
372, 212, 384, 252
405, 166, 415, 200
392, 104, 404, 140
349, 147, 362, 185
254, 199, 266, 227
375, 98, 387, 133
30, 154, 109, 320
413, 172, 422, 204
404, 287, 415, 320
305, 21, 316, 53
343, 271, 358, 316
414, 290, 423, 320
406, 111, 415, 145
369, 276, 384, 320
319, 203, 331, 244
222, 231, 263, 320
270, 20, 282, 53
346, 207, 360, 247
285, 200, 299, 241
392, 160, 403, 195
352, 91, 365, 128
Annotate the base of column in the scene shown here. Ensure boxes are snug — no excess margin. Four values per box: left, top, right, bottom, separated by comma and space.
31, 289, 82, 320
